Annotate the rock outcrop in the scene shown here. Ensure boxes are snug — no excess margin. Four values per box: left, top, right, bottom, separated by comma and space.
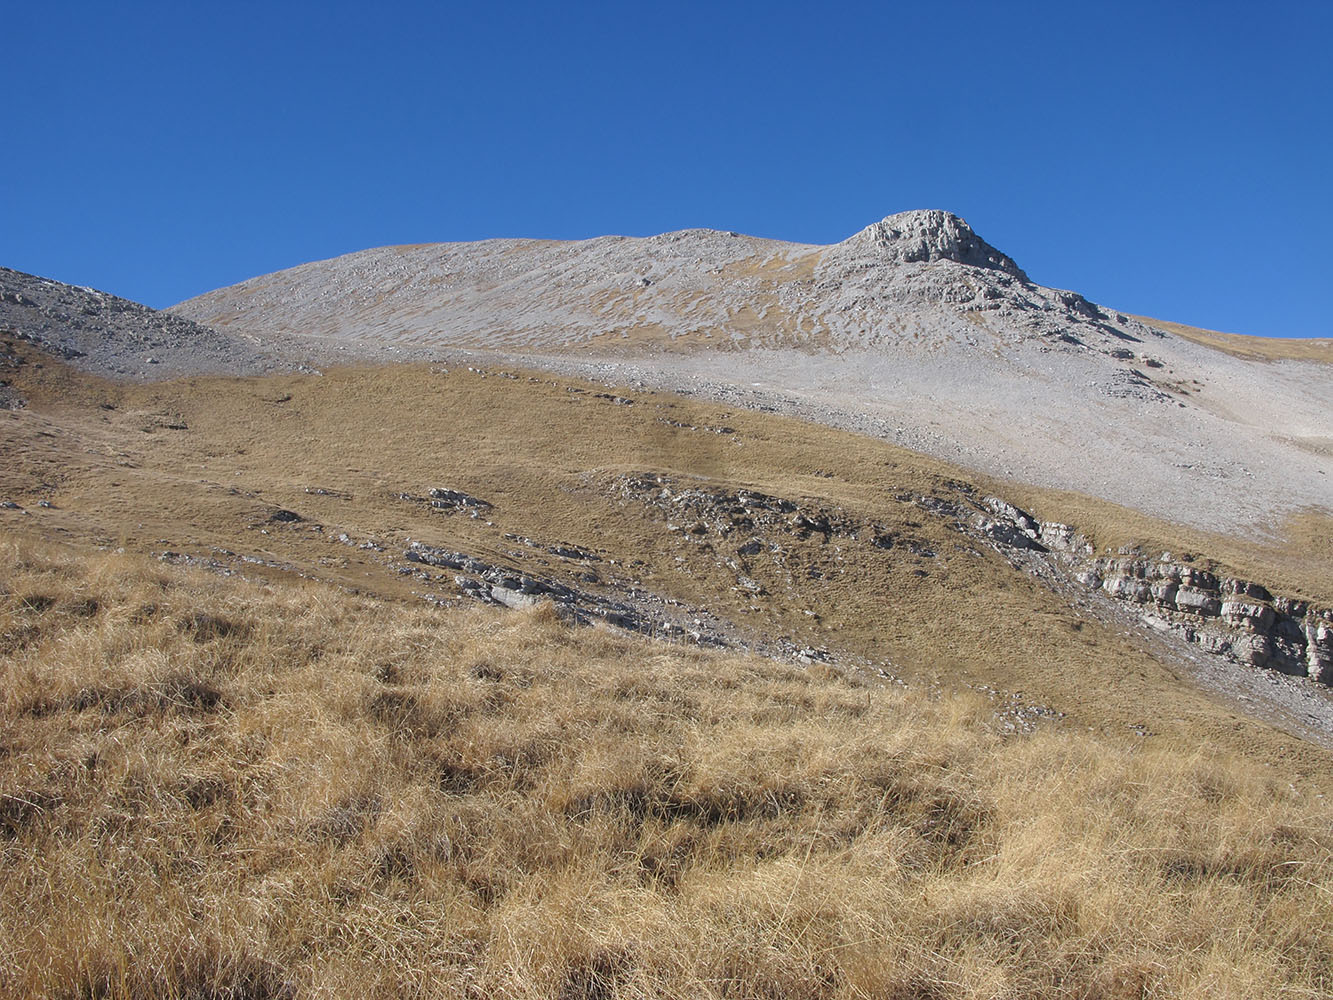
398, 488, 493, 516
1076, 557, 1332, 682
403, 541, 729, 646
835, 210, 1030, 279
977, 499, 1333, 684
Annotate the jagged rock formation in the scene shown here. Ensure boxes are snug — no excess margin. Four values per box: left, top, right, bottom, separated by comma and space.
812, 212, 1118, 351
837, 210, 1030, 277
0, 266, 294, 380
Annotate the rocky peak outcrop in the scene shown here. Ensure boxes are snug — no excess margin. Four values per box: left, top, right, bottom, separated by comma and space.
838, 210, 1030, 280
809, 211, 1139, 348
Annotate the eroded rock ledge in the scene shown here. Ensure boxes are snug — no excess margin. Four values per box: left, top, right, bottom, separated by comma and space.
978, 499, 1333, 684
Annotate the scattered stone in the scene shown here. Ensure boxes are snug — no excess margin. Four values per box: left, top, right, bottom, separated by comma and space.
405, 541, 730, 646
0, 265, 293, 380
428, 487, 491, 511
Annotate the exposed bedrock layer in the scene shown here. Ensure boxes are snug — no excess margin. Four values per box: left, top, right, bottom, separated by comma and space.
393, 473, 1333, 688
977, 497, 1333, 683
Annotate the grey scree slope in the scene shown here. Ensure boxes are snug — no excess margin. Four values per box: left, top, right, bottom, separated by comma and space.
110, 210, 1333, 532
0, 266, 300, 381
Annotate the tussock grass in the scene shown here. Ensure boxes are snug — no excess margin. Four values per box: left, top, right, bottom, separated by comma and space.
2, 533, 1332, 998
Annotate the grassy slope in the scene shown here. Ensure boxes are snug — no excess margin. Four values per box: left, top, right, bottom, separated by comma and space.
3, 535, 1332, 999
2, 340, 1332, 771
1133, 316, 1333, 364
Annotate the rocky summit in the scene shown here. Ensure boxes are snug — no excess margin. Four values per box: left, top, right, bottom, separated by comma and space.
836, 209, 1030, 277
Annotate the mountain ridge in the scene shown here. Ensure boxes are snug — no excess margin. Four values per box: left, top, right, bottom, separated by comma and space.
160, 210, 1333, 536
170, 210, 1148, 355
3, 211, 1329, 535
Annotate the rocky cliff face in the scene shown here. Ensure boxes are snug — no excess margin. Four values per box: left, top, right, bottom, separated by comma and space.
1077, 558, 1332, 682
977, 498, 1333, 684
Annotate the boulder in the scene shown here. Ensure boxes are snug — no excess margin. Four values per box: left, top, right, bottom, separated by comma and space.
1220, 599, 1275, 631
1173, 587, 1222, 616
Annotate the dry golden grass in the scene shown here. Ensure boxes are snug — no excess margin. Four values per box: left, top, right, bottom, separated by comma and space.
1133, 316, 1333, 364
3, 338, 1331, 774
3, 532, 1333, 999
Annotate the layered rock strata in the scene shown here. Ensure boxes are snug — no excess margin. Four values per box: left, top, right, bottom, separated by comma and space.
978, 499, 1333, 684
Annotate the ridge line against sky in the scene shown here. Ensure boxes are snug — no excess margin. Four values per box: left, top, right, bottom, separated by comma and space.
2, 1, 1330, 338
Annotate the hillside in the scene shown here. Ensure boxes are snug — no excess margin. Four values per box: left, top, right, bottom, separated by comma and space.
4, 533, 1333, 998
173, 210, 1127, 353
170, 211, 1333, 535
2, 217, 1332, 997
2, 339, 1331, 750
0, 265, 297, 381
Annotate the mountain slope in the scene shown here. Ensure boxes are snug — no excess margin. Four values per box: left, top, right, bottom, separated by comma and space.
170, 211, 1333, 534
173, 210, 1160, 355
0, 265, 295, 381
4, 246, 1333, 996
2, 340, 1330, 744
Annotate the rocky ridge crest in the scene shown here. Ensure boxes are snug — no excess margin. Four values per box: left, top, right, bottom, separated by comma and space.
838, 210, 1030, 278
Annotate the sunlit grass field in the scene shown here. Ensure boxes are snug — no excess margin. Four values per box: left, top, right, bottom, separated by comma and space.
3, 533, 1331, 998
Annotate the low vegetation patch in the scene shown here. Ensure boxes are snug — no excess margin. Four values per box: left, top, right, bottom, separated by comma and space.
1, 533, 1331, 998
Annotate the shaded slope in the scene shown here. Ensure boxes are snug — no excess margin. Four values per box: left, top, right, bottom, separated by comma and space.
0, 265, 297, 381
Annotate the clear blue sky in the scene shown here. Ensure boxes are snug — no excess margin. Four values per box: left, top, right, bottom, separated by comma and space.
3, 1, 1329, 337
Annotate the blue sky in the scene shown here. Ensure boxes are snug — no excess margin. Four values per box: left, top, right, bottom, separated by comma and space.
3, 1, 1329, 337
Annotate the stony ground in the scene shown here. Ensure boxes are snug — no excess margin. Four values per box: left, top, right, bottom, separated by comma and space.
0, 265, 301, 382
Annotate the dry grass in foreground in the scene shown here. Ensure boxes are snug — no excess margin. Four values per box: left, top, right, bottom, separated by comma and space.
2, 533, 1332, 999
